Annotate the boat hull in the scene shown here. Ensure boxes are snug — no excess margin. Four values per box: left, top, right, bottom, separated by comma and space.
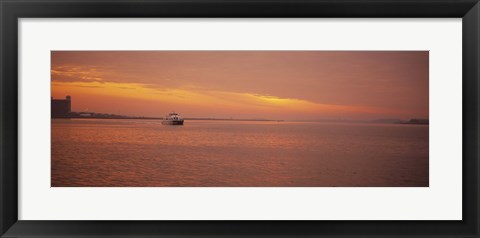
161, 120, 184, 125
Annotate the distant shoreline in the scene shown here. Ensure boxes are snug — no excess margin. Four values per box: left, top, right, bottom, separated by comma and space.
51, 117, 429, 125
52, 116, 284, 122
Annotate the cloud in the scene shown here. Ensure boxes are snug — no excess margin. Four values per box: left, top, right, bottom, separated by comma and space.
75, 85, 104, 88
51, 51, 429, 119
51, 65, 105, 83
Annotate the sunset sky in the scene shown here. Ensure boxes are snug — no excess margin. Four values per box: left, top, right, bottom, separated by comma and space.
51, 51, 428, 120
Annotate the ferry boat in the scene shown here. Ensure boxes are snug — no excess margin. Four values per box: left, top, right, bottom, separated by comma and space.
162, 112, 184, 125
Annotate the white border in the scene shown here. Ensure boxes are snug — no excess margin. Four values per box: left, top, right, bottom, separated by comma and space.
19, 18, 462, 220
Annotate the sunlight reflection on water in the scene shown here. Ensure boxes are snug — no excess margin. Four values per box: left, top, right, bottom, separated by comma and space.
51, 119, 428, 187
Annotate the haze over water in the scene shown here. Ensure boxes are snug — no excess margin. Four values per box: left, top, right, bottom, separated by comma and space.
51, 119, 429, 187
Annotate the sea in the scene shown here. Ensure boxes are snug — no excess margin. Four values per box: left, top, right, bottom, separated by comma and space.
51, 119, 429, 187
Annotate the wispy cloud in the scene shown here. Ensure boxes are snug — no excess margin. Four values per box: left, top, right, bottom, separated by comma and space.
51, 65, 105, 83
51, 51, 429, 119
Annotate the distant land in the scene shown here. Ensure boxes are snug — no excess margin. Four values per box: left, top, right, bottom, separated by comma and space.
51, 111, 428, 125
51, 96, 428, 124
53, 111, 283, 122
369, 118, 429, 125
395, 118, 429, 125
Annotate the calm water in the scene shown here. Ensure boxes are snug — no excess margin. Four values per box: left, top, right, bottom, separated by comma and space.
51, 119, 428, 187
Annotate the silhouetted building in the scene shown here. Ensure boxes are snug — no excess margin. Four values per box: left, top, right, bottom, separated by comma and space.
51, 96, 71, 118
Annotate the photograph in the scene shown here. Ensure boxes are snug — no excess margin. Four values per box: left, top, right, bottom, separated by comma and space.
3, 0, 478, 236
51, 51, 429, 187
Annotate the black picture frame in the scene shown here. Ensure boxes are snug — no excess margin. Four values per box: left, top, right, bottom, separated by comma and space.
1, 0, 479, 237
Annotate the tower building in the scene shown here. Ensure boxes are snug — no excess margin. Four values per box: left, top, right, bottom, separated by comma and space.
51, 96, 71, 118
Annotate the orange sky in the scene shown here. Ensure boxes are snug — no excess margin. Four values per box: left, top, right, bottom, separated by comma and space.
51, 51, 428, 120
